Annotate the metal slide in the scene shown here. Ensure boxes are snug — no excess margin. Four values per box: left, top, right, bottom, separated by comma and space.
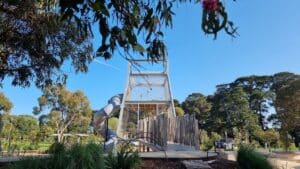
93, 94, 123, 150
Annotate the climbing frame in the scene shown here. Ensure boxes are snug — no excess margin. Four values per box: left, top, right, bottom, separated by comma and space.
117, 59, 175, 138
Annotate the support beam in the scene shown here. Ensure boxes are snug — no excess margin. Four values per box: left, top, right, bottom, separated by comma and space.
125, 100, 172, 104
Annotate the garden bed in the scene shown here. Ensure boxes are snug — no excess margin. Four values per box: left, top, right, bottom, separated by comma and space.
0, 155, 238, 169
140, 157, 238, 169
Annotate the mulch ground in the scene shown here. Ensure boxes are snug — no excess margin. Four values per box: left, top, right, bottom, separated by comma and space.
140, 157, 238, 169
0, 156, 239, 169
208, 157, 238, 169
140, 159, 185, 169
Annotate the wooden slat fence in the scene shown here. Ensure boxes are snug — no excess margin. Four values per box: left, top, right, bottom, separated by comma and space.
137, 114, 199, 151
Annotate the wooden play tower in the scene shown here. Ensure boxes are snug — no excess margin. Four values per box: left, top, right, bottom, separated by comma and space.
117, 58, 175, 137
116, 58, 199, 151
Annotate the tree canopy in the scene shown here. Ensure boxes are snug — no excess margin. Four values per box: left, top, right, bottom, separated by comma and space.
210, 86, 260, 139
182, 93, 212, 128
33, 85, 92, 142
1, 0, 237, 88
12, 115, 39, 141
1, 0, 93, 88
0, 92, 13, 113
275, 77, 300, 132
194, 72, 300, 146
175, 107, 185, 116
218, 75, 273, 129
0, 92, 13, 135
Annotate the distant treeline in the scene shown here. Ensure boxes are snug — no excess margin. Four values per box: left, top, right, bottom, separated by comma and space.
175, 72, 300, 149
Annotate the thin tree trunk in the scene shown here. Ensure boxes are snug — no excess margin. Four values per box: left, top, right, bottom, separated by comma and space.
57, 130, 64, 143
57, 131, 61, 142
59, 133, 64, 143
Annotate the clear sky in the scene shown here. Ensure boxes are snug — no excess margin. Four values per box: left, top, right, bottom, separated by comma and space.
2, 0, 300, 115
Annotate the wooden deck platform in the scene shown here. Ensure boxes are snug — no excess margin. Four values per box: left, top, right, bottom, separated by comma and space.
139, 151, 218, 159
0, 151, 217, 164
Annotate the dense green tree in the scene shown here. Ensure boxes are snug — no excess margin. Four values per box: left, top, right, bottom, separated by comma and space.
1, 0, 93, 88
36, 124, 55, 142
217, 72, 300, 131
0, 92, 12, 132
180, 72, 300, 146
173, 99, 185, 116
269, 72, 300, 147
254, 129, 279, 149
274, 78, 300, 132
182, 93, 212, 128
33, 85, 92, 142
1, 0, 237, 88
57, 0, 237, 59
173, 99, 181, 108
224, 75, 273, 129
12, 115, 39, 142
279, 131, 295, 151
0, 93, 13, 113
210, 132, 221, 144
0, 113, 18, 151
67, 114, 92, 134
199, 129, 209, 150
269, 72, 300, 139
271, 72, 298, 93
210, 87, 260, 140
0, 114, 40, 151
0, 92, 13, 151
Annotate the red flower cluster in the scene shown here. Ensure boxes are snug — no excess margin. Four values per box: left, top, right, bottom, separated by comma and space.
202, 0, 218, 12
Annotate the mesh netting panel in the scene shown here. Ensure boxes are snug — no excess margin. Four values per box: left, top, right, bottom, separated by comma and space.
126, 75, 170, 101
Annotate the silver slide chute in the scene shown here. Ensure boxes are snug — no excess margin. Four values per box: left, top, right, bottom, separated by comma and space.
93, 94, 123, 149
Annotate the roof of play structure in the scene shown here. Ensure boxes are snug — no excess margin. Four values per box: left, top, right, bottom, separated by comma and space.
123, 59, 173, 103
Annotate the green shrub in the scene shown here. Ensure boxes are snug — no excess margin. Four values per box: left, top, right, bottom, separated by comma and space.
47, 142, 66, 154
37, 143, 52, 151
10, 157, 47, 169
288, 143, 297, 151
67, 143, 104, 169
237, 145, 273, 169
175, 107, 185, 116
10, 143, 104, 169
210, 132, 221, 144
10, 142, 141, 169
105, 142, 141, 169
199, 130, 209, 150
22, 144, 38, 150
108, 117, 119, 132
249, 140, 260, 149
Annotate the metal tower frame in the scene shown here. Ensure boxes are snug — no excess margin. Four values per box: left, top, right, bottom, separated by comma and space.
116, 58, 176, 138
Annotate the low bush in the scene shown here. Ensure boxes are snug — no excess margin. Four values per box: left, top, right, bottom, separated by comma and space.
10, 142, 141, 169
10, 143, 104, 169
47, 142, 66, 154
22, 144, 38, 150
105, 142, 141, 169
288, 143, 297, 151
10, 157, 46, 169
68, 143, 104, 169
237, 145, 273, 169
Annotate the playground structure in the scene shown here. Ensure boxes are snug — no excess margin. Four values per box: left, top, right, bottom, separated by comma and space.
93, 58, 199, 151
117, 59, 176, 138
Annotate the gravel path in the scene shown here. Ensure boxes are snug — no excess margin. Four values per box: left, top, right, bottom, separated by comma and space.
269, 158, 300, 169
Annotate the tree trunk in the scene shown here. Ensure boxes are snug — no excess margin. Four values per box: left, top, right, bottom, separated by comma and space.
57, 131, 64, 143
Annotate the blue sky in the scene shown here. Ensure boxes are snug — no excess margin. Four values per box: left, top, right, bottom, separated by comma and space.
3, 0, 300, 115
